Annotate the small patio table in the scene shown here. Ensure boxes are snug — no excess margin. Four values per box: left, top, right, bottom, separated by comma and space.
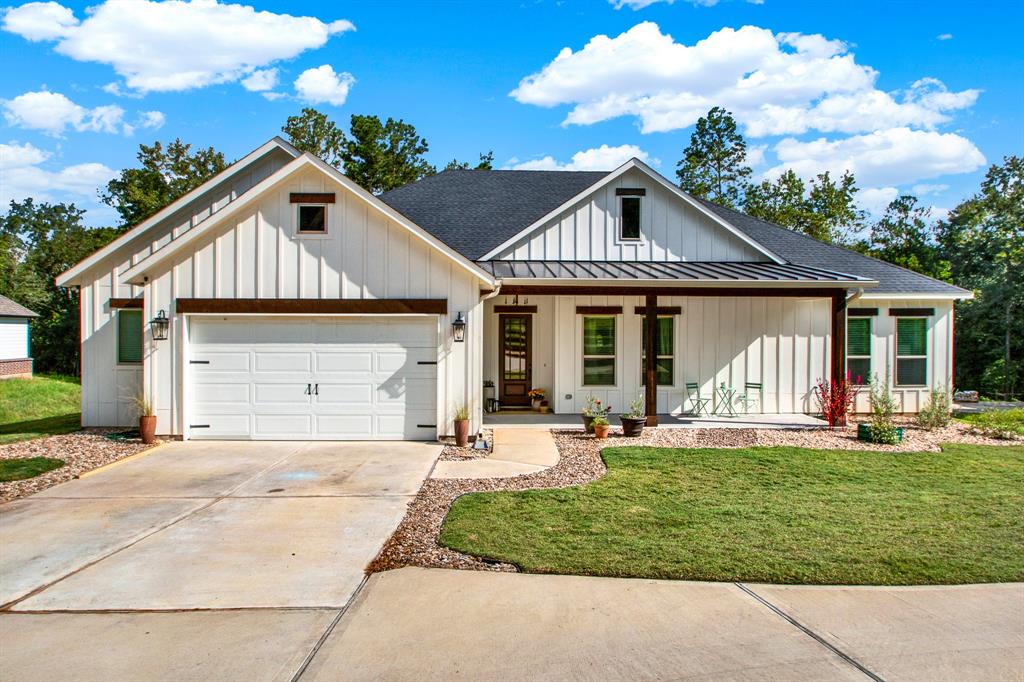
714, 384, 737, 417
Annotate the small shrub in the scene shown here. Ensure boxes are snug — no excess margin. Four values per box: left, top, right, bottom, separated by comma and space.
453, 404, 471, 421
917, 385, 952, 429
582, 395, 612, 417
622, 397, 645, 420
814, 376, 855, 428
591, 415, 609, 427
959, 408, 1024, 439
868, 378, 900, 444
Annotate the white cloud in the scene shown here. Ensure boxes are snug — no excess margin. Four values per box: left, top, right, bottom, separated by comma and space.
506, 144, 653, 171
764, 127, 986, 188
858, 187, 899, 216
0, 141, 116, 207
511, 22, 980, 136
2, 90, 123, 135
1, 1, 355, 93
611, 0, 721, 8
121, 110, 166, 136
241, 68, 278, 92
294, 65, 355, 106
937, 33, 953, 40
911, 183, 949, 196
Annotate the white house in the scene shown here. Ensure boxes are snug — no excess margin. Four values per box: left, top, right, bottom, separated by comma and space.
56, 137, 971, 440
0, 295, 39, 380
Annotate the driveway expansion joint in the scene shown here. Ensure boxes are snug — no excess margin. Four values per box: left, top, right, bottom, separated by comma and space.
734, 582, 886, 682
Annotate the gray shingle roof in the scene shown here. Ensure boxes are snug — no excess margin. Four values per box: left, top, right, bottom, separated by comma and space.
379, 168, 608, 260
0, 295, 38, 318
382, 168, 970, 297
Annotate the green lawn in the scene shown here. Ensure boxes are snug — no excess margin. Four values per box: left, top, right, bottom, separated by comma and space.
958, 408, 1024, 439
0, 374, 81, 445
0, 456, 65, 482
440, 444, 1024, 585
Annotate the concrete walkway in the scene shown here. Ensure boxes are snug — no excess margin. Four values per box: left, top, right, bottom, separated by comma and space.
430, 428, 559, 479
303, 568, 1024, 681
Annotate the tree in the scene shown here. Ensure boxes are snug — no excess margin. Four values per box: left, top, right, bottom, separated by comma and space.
676, 107, 752, 209
343, 114, 436, 193
444, 151, 494, 171
743, 170, 808, 230
102, 139, 227, 227
282, 107, 347, 168
0, 200, 121, 374
743, 169, 863, 243
867, 195, 950, 281
938, 155, 1024, 398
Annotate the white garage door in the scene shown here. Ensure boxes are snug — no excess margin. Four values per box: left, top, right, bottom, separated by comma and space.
188, 316, 438, 440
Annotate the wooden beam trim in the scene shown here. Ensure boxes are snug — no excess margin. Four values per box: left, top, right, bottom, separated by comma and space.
109, 298, 144, 309
503, 285, 844, 298
634, 306, 682, 316
493, 305, 538, 313
847, 308, 879, 317
889, 308, 935, 317
615, 188, 647, 196
644, 293, 658, 427
176, 298, 447, 315
289, 192, 336, 204
575, 306, 623, 315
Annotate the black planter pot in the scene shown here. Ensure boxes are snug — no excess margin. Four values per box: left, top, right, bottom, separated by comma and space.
581, 414, 595, 434
619, 416, 645, 437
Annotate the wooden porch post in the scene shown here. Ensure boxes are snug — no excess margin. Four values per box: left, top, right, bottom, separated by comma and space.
831, 291, 847, 425
645, 294, 658, 426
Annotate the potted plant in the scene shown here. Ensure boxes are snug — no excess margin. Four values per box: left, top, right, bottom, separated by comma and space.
453, 404, 471, 447
592, 415, 610, 439
581, 395, 612, 433
528, 388, 546, 411
132, 393, 157, 444
858, 377, 903, 444
619, 397, 646, 437
539, 399, 550, 414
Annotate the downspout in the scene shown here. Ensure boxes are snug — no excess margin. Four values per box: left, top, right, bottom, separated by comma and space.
846, 287, 864, 305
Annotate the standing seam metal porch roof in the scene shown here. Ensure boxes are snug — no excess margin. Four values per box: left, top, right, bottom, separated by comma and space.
477, 260, 875, 285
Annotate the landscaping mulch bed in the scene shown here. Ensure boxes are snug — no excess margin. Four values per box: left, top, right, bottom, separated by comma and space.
0, 429, 162, 503
367, 420, 1021, 575
438, 429, 493, 461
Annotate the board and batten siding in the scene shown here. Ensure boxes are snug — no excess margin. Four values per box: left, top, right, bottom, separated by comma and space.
848, 300, 954, 413
140, 166, 484, 437
485, 294, 832, 416
492, 168, 765, 262
0, 318, 30, 360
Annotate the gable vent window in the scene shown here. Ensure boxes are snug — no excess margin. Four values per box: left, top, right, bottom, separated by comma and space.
297, 204, 327, 233
616, 188, 645, 241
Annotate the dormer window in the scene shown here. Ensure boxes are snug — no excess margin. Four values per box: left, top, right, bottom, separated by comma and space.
616, 188, 645, 241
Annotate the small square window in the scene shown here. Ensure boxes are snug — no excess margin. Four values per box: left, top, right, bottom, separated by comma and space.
620, 196, 641, 240
298, 205, 327, 233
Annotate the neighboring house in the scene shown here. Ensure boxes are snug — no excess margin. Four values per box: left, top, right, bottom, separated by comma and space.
56, 137, 971, 440
0, 295, 39, 379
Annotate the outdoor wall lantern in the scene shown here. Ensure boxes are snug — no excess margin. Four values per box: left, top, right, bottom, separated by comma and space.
452, 311, 466, 343
150, 310, 170, 341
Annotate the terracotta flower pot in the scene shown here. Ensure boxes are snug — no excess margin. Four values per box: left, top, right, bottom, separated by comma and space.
593, 424, 610, 439
454, 419, 470, 447
139, 415, 157, 444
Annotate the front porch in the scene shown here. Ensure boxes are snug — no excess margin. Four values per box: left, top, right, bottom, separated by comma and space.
484, 411, 825, 429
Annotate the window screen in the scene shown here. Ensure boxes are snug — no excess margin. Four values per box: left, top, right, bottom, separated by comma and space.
583, 317, 615, 386
641, 317, 674, 385
896, 317, 927, 386
117, 309, 143, 364
620, 197, 641, 240
846, 317, 871, 384
298, 205, 327, 232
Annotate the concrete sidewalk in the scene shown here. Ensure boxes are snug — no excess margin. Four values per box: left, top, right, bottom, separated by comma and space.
431, 428, 559, 479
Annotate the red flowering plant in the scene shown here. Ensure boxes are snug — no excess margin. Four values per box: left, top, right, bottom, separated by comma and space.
814, 374, 856, 428
581, 395, 613, 417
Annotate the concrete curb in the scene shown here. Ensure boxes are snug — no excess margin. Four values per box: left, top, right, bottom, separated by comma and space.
76, 441, 171, 479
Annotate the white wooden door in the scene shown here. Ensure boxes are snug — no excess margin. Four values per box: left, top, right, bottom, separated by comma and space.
188, 316, 438, 440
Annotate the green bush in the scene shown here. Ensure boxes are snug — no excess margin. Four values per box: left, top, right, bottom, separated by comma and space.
959, 408, 1024, 439
917, 385, 952, 429
868, 377, 900, 444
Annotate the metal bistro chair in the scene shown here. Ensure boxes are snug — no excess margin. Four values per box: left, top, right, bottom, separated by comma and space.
737, 382, 763, 414
685, 382, 712, 416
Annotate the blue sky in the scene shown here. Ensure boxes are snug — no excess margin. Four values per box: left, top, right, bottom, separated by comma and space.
2, 0, 1021, 229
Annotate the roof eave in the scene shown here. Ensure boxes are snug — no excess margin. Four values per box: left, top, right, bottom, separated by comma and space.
495, 277, 877, 289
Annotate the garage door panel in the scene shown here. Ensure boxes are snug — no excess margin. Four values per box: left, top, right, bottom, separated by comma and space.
189, 316, 437, 440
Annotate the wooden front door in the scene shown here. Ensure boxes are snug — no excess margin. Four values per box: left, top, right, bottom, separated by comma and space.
499, 314, 532, 407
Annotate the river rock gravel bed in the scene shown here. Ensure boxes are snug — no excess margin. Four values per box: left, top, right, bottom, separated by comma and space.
0, 430, 161, 502
368, 421, 1020, 574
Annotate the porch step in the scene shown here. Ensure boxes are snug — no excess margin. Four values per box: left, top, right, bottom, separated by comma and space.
431, 428, 559, 480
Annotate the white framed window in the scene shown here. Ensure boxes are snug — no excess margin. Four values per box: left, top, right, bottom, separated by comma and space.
641, 316, 674, 386
619, 196, 642, 241
895, 317, 928, 386
846, 317, 871, 385
296, 204, 328, 234
582, 316, 616, 386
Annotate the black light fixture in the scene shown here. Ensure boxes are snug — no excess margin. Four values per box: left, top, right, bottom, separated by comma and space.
150, 310, 170, 341
452, 311, 466, 343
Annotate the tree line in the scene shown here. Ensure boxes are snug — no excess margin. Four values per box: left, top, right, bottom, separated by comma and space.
1, 107, 1019, 398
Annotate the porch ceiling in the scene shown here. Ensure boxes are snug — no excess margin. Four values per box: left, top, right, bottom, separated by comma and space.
477, 260, 876, 287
